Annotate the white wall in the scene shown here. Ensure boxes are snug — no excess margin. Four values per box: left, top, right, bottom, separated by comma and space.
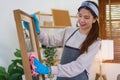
89, 61, 120, 80
0, 0, 120, 80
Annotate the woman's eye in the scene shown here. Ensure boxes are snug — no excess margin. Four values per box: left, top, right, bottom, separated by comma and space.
78, 15, 82, 17
85, 17, 89, 19
79, 16, 82, 17
85, 18, 89, 19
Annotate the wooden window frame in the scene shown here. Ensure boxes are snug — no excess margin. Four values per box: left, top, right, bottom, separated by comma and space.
14, 9, 43, 80
99, 0, 120, 63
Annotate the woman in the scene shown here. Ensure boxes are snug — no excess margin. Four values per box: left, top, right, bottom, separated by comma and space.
27, 1, 101, 80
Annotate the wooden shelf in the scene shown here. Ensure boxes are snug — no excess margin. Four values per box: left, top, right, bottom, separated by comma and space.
40, 13, 77, 18
40, 26, 68, 28
35, 10, 77, 28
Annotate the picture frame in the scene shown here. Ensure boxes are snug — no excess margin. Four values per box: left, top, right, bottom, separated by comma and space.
52, 9, 71, 27
14, 9, 43, 80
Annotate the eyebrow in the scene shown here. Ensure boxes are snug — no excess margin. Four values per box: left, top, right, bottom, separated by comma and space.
78, 13, 90, 17
84, 15, 90, 18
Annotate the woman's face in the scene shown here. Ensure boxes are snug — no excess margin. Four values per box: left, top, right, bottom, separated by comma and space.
77, 8, 96, 30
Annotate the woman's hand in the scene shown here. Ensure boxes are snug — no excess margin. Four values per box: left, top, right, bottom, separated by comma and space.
23, 14, 40, 34
34, 58, 50, 74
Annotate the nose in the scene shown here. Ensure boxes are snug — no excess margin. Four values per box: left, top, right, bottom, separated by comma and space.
78, 17, 85, 23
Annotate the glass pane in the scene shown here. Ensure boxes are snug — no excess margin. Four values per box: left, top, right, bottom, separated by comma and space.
22, 21, 33, 52
106, 5, 120, 20
106, 4, 120, 38
106, 4, 120, 58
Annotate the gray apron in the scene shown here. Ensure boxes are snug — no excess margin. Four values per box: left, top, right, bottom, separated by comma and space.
57, 29, 88, 80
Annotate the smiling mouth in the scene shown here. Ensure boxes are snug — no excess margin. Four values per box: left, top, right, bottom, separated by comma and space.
80, 24, 86, 26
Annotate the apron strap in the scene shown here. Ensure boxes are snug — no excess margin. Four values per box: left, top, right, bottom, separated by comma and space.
65, 28, 79, 43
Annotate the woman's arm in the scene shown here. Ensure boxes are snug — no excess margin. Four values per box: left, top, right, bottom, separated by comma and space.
37, 29, 66, 47
37, 27, 77, 47
51, 40, 101, 77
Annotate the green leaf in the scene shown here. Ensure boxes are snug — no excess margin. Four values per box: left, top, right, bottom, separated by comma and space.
8, 66, 24, 76
0, 49, 24, 80
0, 66, 6, 73
8, 63, 16, 73
14, 49, 21, 58
12, 59, 22, 66
43, 47, 57, 66
8, 73, 21, 80
0, 66, 8, 79
15, 66, 24, 75
0, 76, 6, 80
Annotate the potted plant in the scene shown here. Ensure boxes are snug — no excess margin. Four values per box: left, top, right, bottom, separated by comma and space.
42, 46, 57, 80
0, 49, 24, 80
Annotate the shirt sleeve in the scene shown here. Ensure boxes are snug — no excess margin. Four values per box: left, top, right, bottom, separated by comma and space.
37, 29, 66, 47
37, 27, 78, 47
51, 40, 101, 78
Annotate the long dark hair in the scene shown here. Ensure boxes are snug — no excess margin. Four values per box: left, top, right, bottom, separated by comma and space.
78, 1, 99, 54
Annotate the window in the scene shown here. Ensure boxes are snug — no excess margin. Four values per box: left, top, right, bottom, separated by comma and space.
99, 0, 120, 63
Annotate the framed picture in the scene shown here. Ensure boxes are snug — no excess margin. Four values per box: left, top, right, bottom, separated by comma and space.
52, 9, 71, 27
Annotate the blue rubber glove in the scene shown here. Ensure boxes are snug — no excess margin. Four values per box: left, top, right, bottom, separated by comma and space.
23, 14, 40, 34
34, 58, 50, 74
